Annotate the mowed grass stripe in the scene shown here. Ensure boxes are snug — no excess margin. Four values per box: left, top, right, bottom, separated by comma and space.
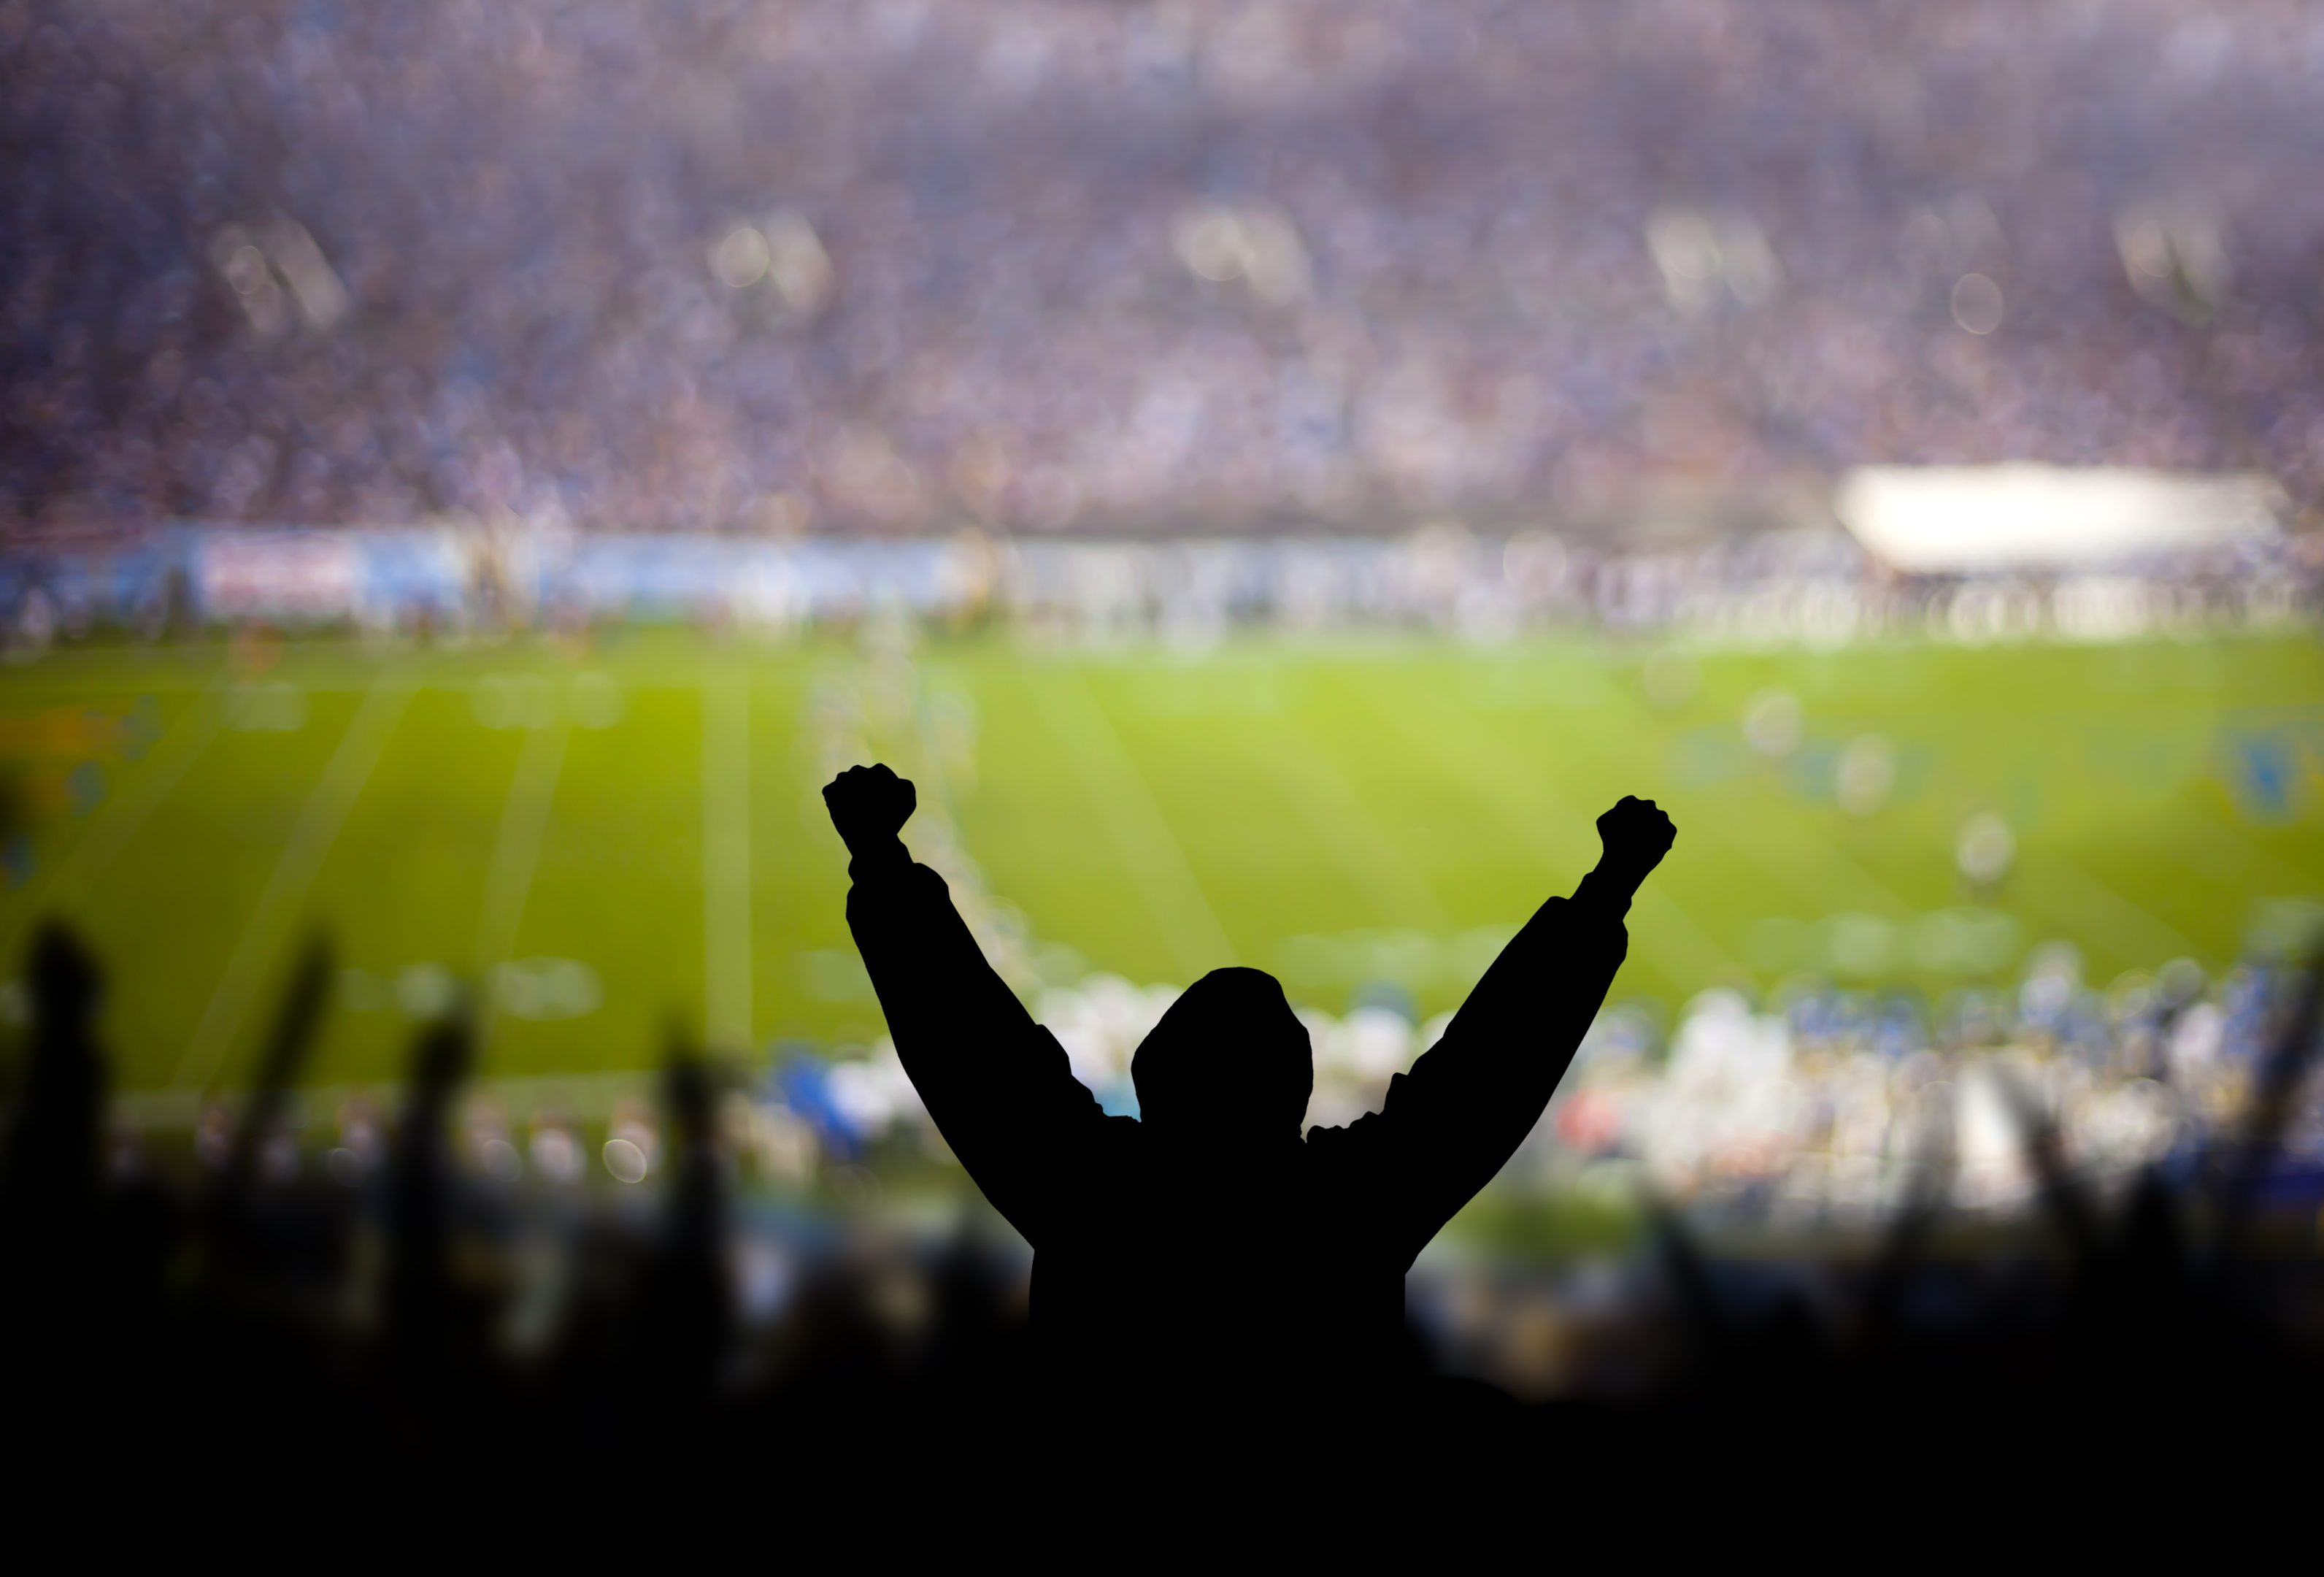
1025, 662, 1235, 979
1658, 646, 2260, 976
482, 681, 704, 1078
4, 675, 228, 954
742, 663, 856, 1039
1075, 663, 1336, 978
1871, 704, 2217, 967
941, 662, 1186, 986
702, 663, 753, 1050
1342, 662, 1736, 992
63, 694, 367, 1088
174, 669, 415, 1091
1241, 716, 1455, 934
1278, 664, 1539, 936
4, 629, 2310, 1088
283, 681, 526, 1086
2017, 846, 2204, 968
2170, 819, 2322, 904
1469, 642, 2242, 981
1553, 651, 1922, 922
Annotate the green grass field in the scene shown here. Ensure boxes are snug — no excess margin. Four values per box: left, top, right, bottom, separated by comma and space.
1, 624, 2318, 1103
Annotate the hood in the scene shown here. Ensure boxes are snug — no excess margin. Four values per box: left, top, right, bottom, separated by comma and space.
1131, 967, 1312, 1139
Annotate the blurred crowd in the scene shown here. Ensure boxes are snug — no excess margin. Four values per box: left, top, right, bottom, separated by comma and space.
1526, 943, 2324, 1220
848, 934, 2324, 1239
7, 0, 2324, 540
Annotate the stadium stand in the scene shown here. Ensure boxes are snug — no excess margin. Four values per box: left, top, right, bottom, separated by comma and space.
5, 0, 2324, 539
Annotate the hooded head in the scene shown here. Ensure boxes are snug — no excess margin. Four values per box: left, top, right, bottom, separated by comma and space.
1131, 967, 1312, 1148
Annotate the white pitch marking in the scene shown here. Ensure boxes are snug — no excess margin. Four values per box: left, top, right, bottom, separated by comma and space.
172, 671, 415, 1091
703, 667, 753, 1050
1029, 665, 1236, 979
471, 718, 572, 1047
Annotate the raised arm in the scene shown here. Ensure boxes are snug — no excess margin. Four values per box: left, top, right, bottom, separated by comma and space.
1332, 796, 1676, 1256
827, 765, 1107, 1244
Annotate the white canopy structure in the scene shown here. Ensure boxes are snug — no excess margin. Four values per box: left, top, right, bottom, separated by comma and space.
1834, 464, 2285, 573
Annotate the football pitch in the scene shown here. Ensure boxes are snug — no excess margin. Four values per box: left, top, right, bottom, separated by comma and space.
0, 624, 2318, 1100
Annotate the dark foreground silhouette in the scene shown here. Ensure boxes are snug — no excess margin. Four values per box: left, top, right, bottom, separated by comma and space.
0, 879, 2320, 1540
828, 761, 1675, 1465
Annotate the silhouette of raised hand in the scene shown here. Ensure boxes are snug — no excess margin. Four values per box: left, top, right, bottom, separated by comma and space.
823, 763, 916, 857
1595, 795, 1677, 891
28, 922, 102, 1032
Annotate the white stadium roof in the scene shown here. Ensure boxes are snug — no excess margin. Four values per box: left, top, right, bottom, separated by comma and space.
1834, 464, 2285, 573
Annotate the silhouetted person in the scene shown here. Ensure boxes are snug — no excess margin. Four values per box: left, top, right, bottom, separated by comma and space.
201, 935, 331, 1292
0, 924, 109, 1460
381, 1012, 481, 1449
636, 1044, 733, 1405
0, 924, 106, 1285
825, 762, 1674, 1453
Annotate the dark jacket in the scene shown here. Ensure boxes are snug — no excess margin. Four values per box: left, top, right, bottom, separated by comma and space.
845, 840, 1630, 1418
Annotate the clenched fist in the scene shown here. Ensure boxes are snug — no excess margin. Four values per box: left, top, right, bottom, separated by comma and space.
1595, 795, 1676, 889
823, 763, 917, 857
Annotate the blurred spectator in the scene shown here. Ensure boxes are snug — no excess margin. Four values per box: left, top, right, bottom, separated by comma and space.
0, 924, 106, 1347
5, 0, 2323, 541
